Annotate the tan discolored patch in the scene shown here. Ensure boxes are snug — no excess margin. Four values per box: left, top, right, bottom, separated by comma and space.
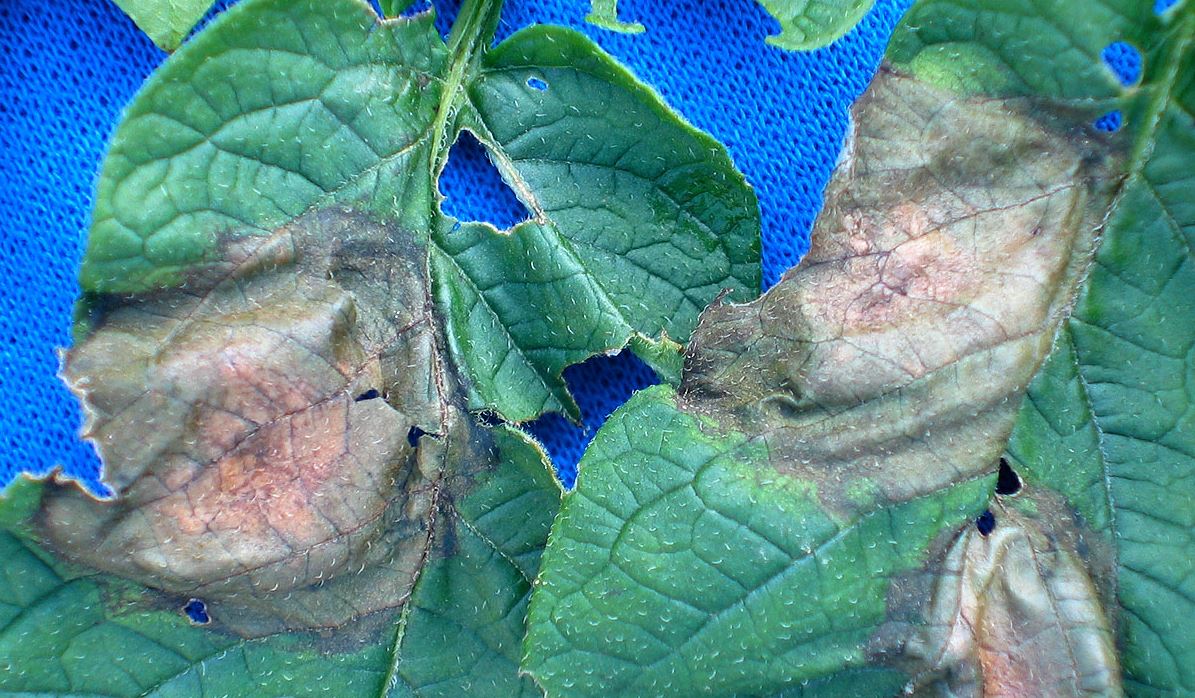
51, 208, 461, 635
905, 507, 1122, 697
681, 69, 1117, 512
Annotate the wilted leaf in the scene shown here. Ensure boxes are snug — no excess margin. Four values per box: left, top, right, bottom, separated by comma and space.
2, 0, 758, 693
527, 0, 1194, 694
110, 0, 218, 50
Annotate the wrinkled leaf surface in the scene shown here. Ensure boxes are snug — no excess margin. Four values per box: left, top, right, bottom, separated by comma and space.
2, 0, 759, 693
527, 0, 1195, 695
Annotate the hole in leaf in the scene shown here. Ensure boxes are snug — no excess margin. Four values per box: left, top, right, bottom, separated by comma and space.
183, 598, 210, 625
439, 131, 531, 230
1095, 111, 1123, 132
354, 388, 381, 402
1156, 0, 1180, 14
474, 411, 502, 429
398, 0, 432, 17
407, 426, 428, 448
526, 76, 549, 91
995, 457, 1022, 496
1102, 41, 1142, 86
976, 510, 996, 536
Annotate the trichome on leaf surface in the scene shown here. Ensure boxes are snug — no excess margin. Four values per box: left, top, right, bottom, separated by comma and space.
527, 0, 1195, 695
0, 0, 758, 694
2, 0, 1193, 697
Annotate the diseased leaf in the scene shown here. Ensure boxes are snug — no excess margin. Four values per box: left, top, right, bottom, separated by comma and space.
906, 502, 1121, 696
82, 0, 758, 422
900, 0, 1195, 693
524, 385, 994, 696
110, 0, 218, 50
586, 0, 874, 50
1, 426, 559, 696
526, 63, 1116, 695
2, 0, 758, 693
528, 0, 1195, 694
60, 207, 446, 636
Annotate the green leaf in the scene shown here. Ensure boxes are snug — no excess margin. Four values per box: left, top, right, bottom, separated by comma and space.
887, 0, 1150, 103
998, 9, 1195, 697
529, 0, 1195, 694
585, 0, 874, 50
0, 427, 561, 697
758, 0, 878, 50
8, 0, 757, 693
585, 0, 645, 34
110, 0, 218, 51
81, 0, 758, 423
525, 386, 993, 695
380, 0, 421, 18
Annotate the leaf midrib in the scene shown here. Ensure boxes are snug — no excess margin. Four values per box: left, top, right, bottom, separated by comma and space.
1068, 0, 1195, 582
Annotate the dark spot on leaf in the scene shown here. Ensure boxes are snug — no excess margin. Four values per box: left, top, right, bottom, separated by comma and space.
183, 598, 210, 625
976, 510, 996, 536
354, 388, 381, 402
995, 457, 1021, 496
526, 76, 548, 91
407, 426, 427, 448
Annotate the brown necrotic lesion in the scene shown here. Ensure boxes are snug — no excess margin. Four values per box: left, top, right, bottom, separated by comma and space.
51, 208, 467, 637
906, 504, 1121, 697
680, 69, 1115, 513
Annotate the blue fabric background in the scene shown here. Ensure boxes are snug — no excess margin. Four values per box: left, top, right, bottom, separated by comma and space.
10, 0, 1129, 492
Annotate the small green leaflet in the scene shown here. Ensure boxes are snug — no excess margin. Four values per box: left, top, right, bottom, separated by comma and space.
586, 0, 876, 50
110, 0, 219, 51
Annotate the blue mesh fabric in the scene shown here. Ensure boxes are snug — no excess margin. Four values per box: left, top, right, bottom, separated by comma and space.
0, 0, 1142, 491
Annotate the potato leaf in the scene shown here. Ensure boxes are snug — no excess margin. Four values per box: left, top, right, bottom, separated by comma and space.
586, 0, 645, 34
586, 0, 875, 50
526, 0, 1194, 694
80, 0, 759, 422
1, 0, 758, 693
758, 0, 877, 50
1, 426, 559, 696
110, 0, 218, 50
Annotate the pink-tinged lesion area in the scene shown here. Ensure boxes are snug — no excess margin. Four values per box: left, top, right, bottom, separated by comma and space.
680, 70, 1112, 511
54, 217, 439, 622
908, 511, 1121, 696
145, 394, 403, 594
794, 169, 1085, 407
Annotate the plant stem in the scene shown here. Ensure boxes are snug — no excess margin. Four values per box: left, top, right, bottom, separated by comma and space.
430, 0, 504, 175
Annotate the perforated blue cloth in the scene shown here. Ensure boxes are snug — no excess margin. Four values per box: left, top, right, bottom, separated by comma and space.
2, 0, 918, 492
